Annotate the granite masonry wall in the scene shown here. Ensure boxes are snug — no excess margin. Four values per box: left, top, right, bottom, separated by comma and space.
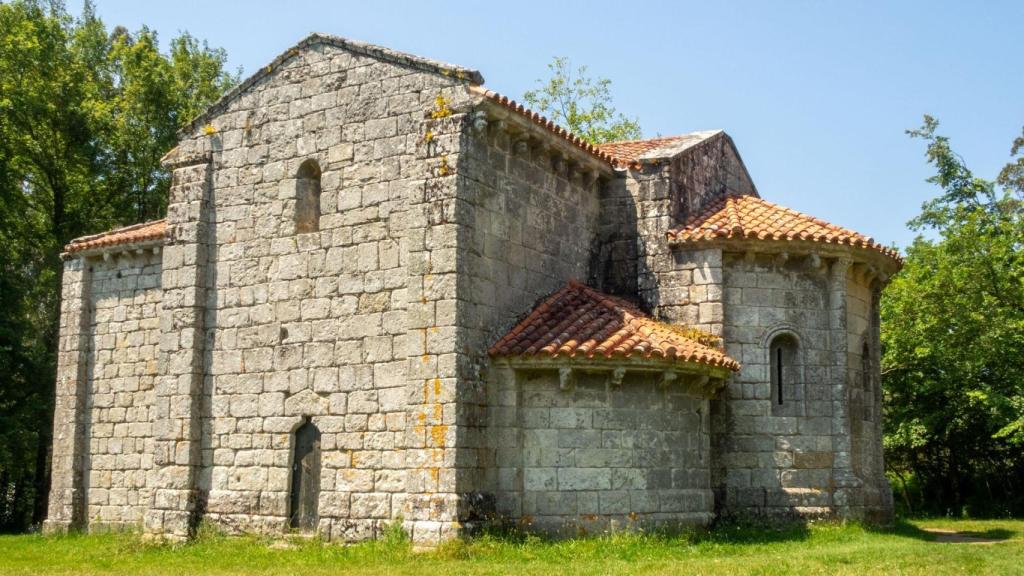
82, 252, 163, 528
714, 253, 851, 517
456, 118, 603, 515
845, 273, 891, 519
149, 39, 476, 543
628, 134, 755, 333
485, 368, 713, 533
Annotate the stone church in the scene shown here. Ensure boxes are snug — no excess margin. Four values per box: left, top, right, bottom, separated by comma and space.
44, 34, 900, 544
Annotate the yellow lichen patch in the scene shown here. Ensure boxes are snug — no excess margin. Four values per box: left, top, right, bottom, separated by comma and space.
349, 450, 358, 468
438, 154, 450, 176
431, 93, 453, 119
429, 425, 448, 447
202, 124, 217, 136
432, 403, 442, 421
433, 378, 441, 397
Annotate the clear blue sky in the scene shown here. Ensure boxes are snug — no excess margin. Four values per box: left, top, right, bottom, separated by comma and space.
76, 0, 1022, 249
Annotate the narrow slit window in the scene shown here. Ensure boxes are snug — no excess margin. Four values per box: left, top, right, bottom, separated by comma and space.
776, 347, 784, 405
295, 159, 322, 234
769, 334, 798, 408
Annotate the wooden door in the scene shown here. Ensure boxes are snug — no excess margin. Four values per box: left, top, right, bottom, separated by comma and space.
289, 420, 321, 531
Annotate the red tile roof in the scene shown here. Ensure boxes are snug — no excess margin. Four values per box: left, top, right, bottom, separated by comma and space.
490, 280, 740, 371
64, 219, 166, 254
667, 195, 902, 262
470, 86, 619, 167
595, 136, 686, 166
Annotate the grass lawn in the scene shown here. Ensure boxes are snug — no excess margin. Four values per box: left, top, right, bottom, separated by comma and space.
1, 518, 1021, 575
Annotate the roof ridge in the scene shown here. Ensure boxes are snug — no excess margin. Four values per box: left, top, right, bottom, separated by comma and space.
596, 135, 687, 146
181, 33, 484, 138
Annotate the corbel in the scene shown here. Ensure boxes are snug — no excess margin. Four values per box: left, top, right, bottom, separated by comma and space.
558, 367, 575, 391
470, 111, 489, 135
804, 252, 821, 271
660, 370, 678, 389
609, 366, 626, 387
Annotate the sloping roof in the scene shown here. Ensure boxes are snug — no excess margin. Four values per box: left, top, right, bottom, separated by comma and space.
470, 86, 618, 167
182, 33, 484, 137
490, 280, 740, 371
667, 194, 901, 262
596, 131, 721, 168
64, 219, 166, 254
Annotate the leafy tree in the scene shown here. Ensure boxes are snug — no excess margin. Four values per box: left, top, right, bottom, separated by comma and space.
882, 116, 1024, 516
523, 56, 642, 144
0, 0, 236, 531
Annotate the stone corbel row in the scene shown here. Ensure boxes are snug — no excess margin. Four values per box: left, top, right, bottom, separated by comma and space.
556, 364, 725, 397
63, 242, 162, 262
469, 108, 609, 189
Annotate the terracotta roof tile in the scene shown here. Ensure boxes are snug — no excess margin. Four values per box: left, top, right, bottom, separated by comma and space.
490, 280, 740, 371
470, 86, 618, 167
667, 195, 902, 262
64, 219, 166, 254
595, 136, 686, 165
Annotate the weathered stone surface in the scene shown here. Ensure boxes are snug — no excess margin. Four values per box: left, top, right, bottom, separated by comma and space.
46, 33, 892, 544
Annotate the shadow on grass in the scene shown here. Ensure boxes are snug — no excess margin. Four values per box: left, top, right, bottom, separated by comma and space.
867, 518, 1018, 543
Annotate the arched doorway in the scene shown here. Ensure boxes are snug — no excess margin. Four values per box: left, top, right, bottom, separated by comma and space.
289, 419, 321, 531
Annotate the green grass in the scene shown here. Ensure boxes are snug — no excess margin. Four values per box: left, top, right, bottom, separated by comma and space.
1, 518, 1022, 575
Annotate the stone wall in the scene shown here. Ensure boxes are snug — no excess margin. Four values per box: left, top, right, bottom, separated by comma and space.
81, 252, 162, 527
623, 133, 755, 329
45, 258, 92, 531
715, 252, 837, 515
161, 40, 472, 541
845, 273, 891, 519
486, 368, 713, 534
456, 123, 603, 515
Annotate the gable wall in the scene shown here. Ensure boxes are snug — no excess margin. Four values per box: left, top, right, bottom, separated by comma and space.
165, 42, 470, 541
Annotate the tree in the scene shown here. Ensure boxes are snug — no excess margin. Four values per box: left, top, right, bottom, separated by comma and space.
523, 56, 641, 145
881, 116, 1024, 516
0, 0, 236, 531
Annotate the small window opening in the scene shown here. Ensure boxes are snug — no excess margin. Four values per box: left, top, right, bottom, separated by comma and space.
769, 334, 798, 407
295, 159, 322, 234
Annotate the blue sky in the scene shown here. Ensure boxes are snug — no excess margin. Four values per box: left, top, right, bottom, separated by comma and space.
76, 0, 1022, 249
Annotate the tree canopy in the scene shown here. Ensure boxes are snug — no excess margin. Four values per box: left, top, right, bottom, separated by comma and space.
882, 116, 1024, 516
0, 0, 236, 531
523, 56, 642, 145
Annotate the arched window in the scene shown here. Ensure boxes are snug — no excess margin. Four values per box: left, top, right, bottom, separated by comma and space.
295, 159, 322, 234
769, 334, 799, 407
289, 418, 321, 531
861, 341, 872, 421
